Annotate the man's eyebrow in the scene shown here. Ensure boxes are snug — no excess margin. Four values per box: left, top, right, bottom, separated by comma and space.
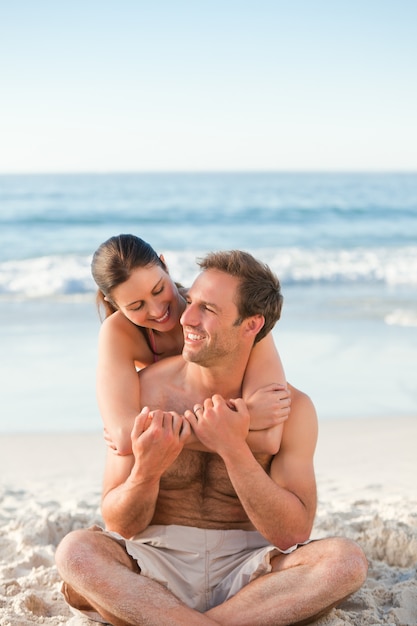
187, 293, 221, 312
204, 300, 221, 311
125, 277, 163, 308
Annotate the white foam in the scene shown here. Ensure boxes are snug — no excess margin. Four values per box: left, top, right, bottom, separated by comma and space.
1, 246, 416, 299
0, 255, 95, 298
385, 309, 417, 327
263, 247, 417, 286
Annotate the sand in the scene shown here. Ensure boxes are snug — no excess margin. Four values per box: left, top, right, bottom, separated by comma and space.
0, 416, 416, 625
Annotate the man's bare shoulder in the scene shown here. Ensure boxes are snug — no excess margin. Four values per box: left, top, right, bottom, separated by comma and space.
281, 383, 318, 452
138, 355, 192, 414
287, 383, 316, 414
138, 354, 186, 382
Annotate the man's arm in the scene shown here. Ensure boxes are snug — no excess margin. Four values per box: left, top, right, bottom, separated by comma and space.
101, 408, 190, 538
185, 386, 317, 551
226, 387, 317, 549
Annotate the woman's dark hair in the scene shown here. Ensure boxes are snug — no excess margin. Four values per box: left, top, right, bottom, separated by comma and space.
91, 234, 168, 319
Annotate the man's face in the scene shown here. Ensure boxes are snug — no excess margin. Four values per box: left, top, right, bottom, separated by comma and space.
180, 269, 243, 366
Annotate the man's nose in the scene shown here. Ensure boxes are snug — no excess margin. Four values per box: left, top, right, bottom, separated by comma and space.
180, 303, 198, 327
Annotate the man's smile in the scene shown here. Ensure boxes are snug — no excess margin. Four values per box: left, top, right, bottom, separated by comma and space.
184, 331, 205, 342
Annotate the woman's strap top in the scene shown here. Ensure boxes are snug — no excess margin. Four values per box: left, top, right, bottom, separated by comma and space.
147, 328, 159, 363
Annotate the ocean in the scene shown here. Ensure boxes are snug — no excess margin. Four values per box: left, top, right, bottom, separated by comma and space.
1, 172, 416, 432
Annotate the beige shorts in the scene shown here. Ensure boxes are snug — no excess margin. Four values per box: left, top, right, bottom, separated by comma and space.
64, 524, 300, 621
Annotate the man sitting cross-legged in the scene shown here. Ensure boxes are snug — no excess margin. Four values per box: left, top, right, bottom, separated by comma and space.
56, 250, 367, 626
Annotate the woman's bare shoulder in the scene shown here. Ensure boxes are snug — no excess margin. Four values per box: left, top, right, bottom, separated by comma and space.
99, 310, 139, 338
98, 311, 152, 363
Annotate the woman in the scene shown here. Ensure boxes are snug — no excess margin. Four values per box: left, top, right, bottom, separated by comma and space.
92, 234, 290, 455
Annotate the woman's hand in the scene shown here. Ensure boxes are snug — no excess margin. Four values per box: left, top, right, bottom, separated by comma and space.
103, 427, 123, 454
245, 383, 291, 431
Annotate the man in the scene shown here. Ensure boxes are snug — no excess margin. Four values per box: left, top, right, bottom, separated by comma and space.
56, 250, 367, 625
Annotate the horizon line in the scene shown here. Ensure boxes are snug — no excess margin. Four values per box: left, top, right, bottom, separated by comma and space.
1, 168, 417, 177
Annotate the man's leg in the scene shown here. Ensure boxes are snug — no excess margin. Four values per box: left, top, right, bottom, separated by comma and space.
55, 528, 219, 626
206, 537, 368, 626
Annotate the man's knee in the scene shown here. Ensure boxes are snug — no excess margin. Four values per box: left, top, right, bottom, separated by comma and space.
55, 528, 97, 580
55, 526, 139, 582
273, 536, 368, 593
321, 537, 368, 591
55, 527, 128, 614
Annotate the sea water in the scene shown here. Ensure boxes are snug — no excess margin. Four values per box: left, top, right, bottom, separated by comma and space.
1, 172, 416, 432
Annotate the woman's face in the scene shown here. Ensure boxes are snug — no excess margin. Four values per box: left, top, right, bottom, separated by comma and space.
110, 264, 183, 331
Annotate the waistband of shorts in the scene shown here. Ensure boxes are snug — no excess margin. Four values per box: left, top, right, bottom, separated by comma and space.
132, 524, 270, 550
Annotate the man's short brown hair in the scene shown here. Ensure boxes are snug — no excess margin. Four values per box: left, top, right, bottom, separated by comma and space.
198, 250, 283, 343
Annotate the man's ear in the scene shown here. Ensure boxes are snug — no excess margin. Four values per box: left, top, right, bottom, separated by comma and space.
244, 315, 265, 338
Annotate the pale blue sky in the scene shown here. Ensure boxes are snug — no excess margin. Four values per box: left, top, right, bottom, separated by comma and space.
1, 1, 416, 173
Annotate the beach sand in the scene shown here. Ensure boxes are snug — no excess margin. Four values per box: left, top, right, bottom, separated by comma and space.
0, 416, 416, 625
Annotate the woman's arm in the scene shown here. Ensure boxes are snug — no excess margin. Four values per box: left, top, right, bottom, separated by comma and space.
99, 318, 289, 456
97, 312, 153, 455
242, 333, 290, 454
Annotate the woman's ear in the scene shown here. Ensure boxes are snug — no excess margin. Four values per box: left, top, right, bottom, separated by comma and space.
160, 254, 169, 273
104, 295, 117, 308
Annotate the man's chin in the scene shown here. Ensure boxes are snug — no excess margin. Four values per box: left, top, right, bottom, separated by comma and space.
182, 345, 205, 364
182, 346, 197, 361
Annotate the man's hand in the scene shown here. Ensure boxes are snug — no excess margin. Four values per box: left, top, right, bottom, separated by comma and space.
245, 383, 291, 430
129, 407, 191, 483
184, 395, 250, 456
103, 411, 153, 456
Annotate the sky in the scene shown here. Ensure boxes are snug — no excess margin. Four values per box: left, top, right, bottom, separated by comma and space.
1, 1, 417, 173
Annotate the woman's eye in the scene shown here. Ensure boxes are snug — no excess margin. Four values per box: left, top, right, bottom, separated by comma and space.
153, 286, 164, 296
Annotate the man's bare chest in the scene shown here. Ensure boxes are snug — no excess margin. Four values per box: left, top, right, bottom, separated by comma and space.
160, 449, 271, 495
140, 374, 197, 416
153, 449, 272, 528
